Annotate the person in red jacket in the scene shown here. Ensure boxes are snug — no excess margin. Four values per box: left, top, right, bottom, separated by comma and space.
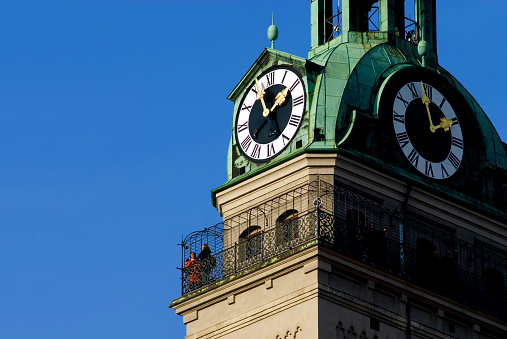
185, 252, 200, 290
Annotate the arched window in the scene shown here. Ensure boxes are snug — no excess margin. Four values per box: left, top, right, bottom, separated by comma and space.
239, 226, 262, 260
275, 209, 299, 245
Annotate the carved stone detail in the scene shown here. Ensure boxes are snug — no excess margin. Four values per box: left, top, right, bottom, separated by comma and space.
275, 326, 302, 339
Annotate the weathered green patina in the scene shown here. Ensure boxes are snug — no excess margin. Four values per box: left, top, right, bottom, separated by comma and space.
213, 1, 507, 220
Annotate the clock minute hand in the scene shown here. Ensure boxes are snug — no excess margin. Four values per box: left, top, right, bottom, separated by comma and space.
255, 78, 270, 117
420, 82, 436, 133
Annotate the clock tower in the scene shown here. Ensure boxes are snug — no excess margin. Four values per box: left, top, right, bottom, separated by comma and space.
171, 1, 507, 338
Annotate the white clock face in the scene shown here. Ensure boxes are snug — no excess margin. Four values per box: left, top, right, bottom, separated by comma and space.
392, 81, 464, 179
235, 66, 306, 162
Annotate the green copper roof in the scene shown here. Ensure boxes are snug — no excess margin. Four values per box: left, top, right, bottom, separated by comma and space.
306, 41, 507, 171
214, 38, 506, 218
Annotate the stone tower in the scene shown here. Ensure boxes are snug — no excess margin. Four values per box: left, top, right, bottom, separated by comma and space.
171, 1, 507, 338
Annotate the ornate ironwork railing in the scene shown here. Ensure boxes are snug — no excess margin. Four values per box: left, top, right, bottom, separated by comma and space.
177, 181, 506, 320
178, 210, 505, 320
181, 209, 324, 294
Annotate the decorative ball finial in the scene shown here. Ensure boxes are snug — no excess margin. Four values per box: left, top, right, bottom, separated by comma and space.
418, 40, 429, 68
418, 40, 429, 57
267, 12, 278, 49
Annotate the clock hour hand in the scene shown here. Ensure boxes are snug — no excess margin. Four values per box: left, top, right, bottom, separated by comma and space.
255, 78, 270, 117
269, 87, 289, 112
432, 117, 453, 132
420, 82, 437, 133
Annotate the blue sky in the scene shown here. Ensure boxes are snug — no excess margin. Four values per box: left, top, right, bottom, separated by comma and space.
1, 1, 506, 338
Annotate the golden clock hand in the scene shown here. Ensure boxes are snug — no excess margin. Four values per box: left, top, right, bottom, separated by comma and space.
269, 87, 288, 112
432, 118, 453, 132
420, 82, 436, 133
255, 78, 270, 117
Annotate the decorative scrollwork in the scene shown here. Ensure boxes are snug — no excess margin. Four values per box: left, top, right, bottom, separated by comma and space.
177, 179, 506, 319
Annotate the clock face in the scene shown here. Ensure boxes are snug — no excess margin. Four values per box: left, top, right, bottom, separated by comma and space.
235, 66, 306, 162
392, 81, 464, 179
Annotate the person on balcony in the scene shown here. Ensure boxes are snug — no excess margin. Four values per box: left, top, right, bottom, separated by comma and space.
185, 252, 200, 290
198, 244, 215, 284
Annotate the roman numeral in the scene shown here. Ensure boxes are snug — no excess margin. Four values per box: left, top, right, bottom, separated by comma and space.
266, 72, 275, 86
281, 70, 288, 84
251, 86, 257, 94
396, 132, 410, 149
407, 149, 420, 166
439, 97, 446, 109
267, 143, 275, 157
289, 114, 301, 127
451, 117, 459, 126
293, 95, 304, 106
424, 84, 433, 100
241, 103, 252, 112
282, 133, 290, 145
441, 164, 450, 178
407, 83, 418, 99
448, 152, 460, 169
396, 93, 409, 107
290, 79, 300, 92
425, 161, 434, 178
240, 135, 252, 151
452, 137, 463, 149
251, 144, 261, 158
237, 121, 248, 133
393, 111, 405, 123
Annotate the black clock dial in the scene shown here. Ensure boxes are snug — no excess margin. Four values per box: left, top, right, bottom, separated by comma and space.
235, 66, 306, 162
392, 81, 464, 179
404, 99, 452, 163
248, 84, 293, 144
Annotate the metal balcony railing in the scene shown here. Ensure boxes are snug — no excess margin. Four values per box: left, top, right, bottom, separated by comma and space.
177, 181, 506, 320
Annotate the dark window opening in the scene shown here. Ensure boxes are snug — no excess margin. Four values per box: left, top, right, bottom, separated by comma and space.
370, 317, 380, 331
276, 209, 299, 245
239, 226, 262, 260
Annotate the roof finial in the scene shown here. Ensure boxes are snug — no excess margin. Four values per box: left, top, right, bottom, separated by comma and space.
418, 40, 428, 67
267, 12, 278, 49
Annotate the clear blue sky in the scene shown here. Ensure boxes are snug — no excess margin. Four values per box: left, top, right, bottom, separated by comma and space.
1, 1, 505, 338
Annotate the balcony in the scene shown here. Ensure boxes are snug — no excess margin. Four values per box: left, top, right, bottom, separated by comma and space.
176, 180, 506, 320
